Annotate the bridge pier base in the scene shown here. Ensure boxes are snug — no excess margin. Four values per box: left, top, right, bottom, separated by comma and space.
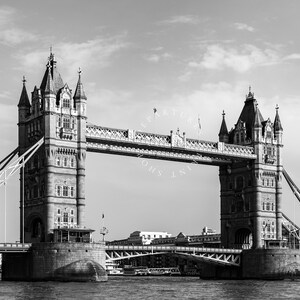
2, 242, 107, 282
242, 248, 300, 279
199, 248, 300, 279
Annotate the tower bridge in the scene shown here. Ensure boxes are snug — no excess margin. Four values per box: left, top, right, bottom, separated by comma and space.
1, 51, 300, 280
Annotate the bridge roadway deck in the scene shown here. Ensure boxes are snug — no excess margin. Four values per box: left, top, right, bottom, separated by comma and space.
86, 124, 257, 166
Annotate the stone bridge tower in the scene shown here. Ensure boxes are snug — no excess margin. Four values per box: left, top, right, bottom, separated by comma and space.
18, 53, 87, 242
219, 89, 283, 249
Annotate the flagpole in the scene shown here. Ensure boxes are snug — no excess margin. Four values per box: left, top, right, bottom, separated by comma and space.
198, 114, 201, 140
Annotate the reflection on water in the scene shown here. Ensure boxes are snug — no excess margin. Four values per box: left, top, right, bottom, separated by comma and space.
0, 277, 300, 300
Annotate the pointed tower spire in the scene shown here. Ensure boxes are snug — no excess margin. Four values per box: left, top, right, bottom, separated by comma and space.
274, 104, 283, 132
254, 103, 262, 128
18, 76, 31, 108
219, 110, 229, 142
74, 68, 87, 101
44, 62, 55, 94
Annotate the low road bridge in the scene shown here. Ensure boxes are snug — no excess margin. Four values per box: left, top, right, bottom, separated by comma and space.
0, 243, 241, 267
105, 245, 242, 267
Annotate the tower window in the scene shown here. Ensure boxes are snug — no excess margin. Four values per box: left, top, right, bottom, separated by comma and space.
63, 212, 68, 223
63, 98, 70, 108
58, 208, 61, 215
57, 186, 61, 196
70, 187, 75, 197
56, 156, 61, 166
70, 158, 75, 168
70, 209, 74, 215
63, 186, 68, 197
63, 118, 70, 129
63, 157, 68, 167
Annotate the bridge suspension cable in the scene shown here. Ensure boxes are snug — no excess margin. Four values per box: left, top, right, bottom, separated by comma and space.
0, 137, 44, 187
0, 137, 44, 243
282, 168, 300, 203
0, 147, 19, 172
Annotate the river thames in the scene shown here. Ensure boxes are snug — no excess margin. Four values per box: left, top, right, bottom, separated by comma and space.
0, 277, 299, 299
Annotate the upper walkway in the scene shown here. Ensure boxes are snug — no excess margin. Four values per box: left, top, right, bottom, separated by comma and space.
86, 124, 257, 166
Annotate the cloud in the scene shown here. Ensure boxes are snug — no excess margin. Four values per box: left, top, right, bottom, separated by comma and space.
14, 34, 129, 80
190, 44, 279, 73
233, 22, 255, 32
144, 52, 172, 63
0, 6, 38, 46
159, 15, 201, 25
284, 53, 300, 60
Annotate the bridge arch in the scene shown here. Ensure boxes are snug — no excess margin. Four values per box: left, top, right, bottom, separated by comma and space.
26, 214, 45, 242
234, 228, 252, 249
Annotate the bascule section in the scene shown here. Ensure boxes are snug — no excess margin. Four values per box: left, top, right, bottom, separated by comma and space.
219, 89, 284, 249
17, 53, 87, 243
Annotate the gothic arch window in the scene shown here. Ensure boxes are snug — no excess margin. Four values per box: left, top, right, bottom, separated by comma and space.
266, 202, 270, 211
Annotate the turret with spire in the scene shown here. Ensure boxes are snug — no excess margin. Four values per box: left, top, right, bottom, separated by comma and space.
219, 110, 229, 143
18, 76, 31, 119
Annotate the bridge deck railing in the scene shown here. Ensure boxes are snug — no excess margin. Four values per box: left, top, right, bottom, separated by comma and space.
105, 245, 242, 254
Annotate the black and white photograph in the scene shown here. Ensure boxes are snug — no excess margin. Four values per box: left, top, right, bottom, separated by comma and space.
0, 0, 300, 299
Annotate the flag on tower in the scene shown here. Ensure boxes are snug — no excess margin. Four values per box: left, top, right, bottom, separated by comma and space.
153, 108, 157, 114
198, 115, 201, 130
102, 213, 104, 219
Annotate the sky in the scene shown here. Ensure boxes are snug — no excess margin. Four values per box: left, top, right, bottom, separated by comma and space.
1, 0, 300, 243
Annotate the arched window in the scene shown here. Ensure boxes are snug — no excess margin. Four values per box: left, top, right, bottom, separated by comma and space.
56, 156, 61, 166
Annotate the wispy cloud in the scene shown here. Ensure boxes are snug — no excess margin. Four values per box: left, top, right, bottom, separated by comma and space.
284, 53, 300, 60
14, 34, 129, 80
144, 52, 172, 63
233, 22, 255, 32
159, 15, 201, 25
0, 6, 38, 46
189, 44, 279, 73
